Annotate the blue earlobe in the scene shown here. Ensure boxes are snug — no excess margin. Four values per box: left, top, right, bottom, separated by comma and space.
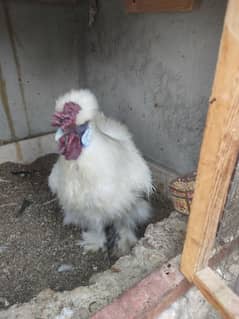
81, 126, 92, 147
55, 128, 64, 142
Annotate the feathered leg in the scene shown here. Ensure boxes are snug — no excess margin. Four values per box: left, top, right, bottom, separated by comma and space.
114, 199, 151, 256
80, 220, 107, 252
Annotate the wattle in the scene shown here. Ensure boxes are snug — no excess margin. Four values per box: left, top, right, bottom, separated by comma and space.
58, 132, 82, 160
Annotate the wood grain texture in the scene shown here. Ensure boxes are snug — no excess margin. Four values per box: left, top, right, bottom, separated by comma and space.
125, 0, 201, 13
181, 0, 239, 282
194, 268, 239, 319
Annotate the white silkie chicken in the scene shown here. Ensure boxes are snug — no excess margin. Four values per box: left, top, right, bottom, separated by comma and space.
49, 89, 152, 255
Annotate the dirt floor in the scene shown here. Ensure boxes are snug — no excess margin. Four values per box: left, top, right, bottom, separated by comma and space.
0, 154, 172, 308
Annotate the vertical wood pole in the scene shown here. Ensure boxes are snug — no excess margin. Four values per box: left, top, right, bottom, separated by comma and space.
181, 0, 239, 281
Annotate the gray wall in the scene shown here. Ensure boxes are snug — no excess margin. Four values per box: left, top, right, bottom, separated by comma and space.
0, 0, 227, 174
81, 0, 227, 174
0, 1, 85, 142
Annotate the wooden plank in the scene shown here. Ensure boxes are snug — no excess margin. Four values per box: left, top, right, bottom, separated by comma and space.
91, 257, 192, 319
146, 237, 239, 319
125, 0, 201, 13
194, 267, 239, 319
91, 237, 239, 319
181, 0, 239, 282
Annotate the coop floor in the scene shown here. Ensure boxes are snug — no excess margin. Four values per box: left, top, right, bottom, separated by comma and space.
0, 154, 172, 308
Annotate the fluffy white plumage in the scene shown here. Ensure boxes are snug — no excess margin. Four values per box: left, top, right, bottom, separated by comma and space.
49, 89, 153, 255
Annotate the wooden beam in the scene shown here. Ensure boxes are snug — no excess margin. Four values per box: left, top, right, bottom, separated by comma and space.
181, 0, 239, 282
125, 0, 201, 13
91, 237, 239, 319
91, 257, 192, 319
194, 268, 239, 319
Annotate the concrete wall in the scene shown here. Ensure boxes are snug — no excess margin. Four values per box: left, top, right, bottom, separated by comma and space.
0, 0, 227, 174
0, 1, 85, 143
81, 0, 227, 174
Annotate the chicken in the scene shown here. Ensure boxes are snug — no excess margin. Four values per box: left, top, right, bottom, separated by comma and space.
49, 89, 152, 255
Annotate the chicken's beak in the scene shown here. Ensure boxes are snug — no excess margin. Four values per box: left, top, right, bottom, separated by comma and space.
55, 128, 64, 142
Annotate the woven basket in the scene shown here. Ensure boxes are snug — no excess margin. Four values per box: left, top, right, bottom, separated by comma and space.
169, 172, 196, 215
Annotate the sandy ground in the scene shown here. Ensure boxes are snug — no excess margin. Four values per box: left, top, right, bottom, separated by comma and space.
0, 154, 172, 308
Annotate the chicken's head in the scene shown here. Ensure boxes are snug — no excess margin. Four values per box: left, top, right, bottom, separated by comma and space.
52, 89, 98, 160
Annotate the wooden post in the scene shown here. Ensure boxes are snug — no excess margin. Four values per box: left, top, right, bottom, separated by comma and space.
124, 0, 201, 13
194, 268, 239, 319
181, 0, 239, 282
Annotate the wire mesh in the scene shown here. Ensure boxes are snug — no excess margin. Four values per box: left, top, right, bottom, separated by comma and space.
213, 158, 239, 295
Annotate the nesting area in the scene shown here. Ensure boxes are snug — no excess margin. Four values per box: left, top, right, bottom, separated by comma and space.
0, 154, 172, 308
1, 0, 237, 317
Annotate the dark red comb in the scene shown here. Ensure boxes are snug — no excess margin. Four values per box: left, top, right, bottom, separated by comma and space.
63, 102, 81, 114
52, 102, 81, 128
